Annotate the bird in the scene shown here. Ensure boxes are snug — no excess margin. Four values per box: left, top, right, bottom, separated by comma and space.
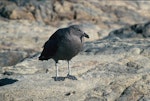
39, 25, 89, 81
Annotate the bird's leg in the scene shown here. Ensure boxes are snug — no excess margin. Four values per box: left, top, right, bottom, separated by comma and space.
54, 62, 65, 81
55, 62, 58, 80
55, 62, 58, 81
67, 61, 77, 80
67, 61, 71, 75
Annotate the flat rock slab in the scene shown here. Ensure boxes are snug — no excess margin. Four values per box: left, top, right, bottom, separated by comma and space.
0, 50, 150, 101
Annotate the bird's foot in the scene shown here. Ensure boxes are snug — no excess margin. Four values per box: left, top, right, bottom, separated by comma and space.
53, 77, 66, 81
66, 74, 77, 80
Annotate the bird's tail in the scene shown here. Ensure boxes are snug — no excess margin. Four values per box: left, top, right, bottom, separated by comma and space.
39, 55, 44, 61
39, 54, 49, 61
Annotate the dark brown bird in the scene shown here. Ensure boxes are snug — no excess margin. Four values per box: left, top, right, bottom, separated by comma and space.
39, 25, 89, 81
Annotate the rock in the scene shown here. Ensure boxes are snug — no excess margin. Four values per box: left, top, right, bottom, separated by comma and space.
129, 48, 141, 55
0, 53, 149, 101
0, 19, 57, 53
9, 7, 34, 20
8, 0, 28, 6
84, 97, 101, 101
0, 2, 34, 20
0, 43, 149, 100
3, 71, 14, 76
0, 1, 150, 101
141, 46, 150, 58
126, 61, 143, 69
34, 0, 55, 24
143, 22, 150, 37
108, 26, 138, 39
79, 23, 101, 41
72, 3, 101, 21
117, 75, 150, 101
113, 6, 146, 24
0, 0, 55, 23
53, 1, 74, 20
0, 3, 17, 19
83, 37, 150, 56
107, 22, 150, 39
1, 0, 150, 27
0, 50, 28, 67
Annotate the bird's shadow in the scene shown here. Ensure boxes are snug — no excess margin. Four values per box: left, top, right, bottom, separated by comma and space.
0, 78, 18, 86
52, 75, 77, 81
52, 77, 66, 81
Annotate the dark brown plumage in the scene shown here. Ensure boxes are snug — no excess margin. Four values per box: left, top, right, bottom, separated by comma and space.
39, 25, 89, 81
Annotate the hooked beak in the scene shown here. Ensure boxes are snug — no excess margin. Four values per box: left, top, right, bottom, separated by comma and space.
84, 33, 89, 38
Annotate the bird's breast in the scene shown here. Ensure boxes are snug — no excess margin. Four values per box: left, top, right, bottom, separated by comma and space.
54, 35, 83, 61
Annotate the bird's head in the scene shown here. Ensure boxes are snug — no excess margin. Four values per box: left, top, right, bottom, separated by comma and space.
69, 25, 89, 39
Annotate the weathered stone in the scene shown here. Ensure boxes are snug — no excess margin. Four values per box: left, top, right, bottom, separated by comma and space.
107, 22, 150, 39
1, 0, 150, 27
0, 3, 17, 18
0, 51, 27, 67
72, 3, 101, 21
54, 1, 74, 20
84, 97, 102, 101
0, 1, 150, 101
143, 22, 150, 37
10, 7, 34, 20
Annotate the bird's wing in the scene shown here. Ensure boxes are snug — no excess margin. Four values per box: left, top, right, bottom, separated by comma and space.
49, 28, 68, 40
42, 39, 58, 58
40, 28, 68, 59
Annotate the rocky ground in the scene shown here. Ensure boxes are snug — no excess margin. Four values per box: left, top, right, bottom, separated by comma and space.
0, 0, 150, 101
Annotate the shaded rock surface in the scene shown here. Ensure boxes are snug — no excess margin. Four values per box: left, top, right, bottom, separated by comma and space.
0, 50, 28, 67
106, 22, 150, 39
0, 0, 150, 101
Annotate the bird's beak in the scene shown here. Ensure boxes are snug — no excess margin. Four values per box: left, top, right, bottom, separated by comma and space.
84, 33, 89, 38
